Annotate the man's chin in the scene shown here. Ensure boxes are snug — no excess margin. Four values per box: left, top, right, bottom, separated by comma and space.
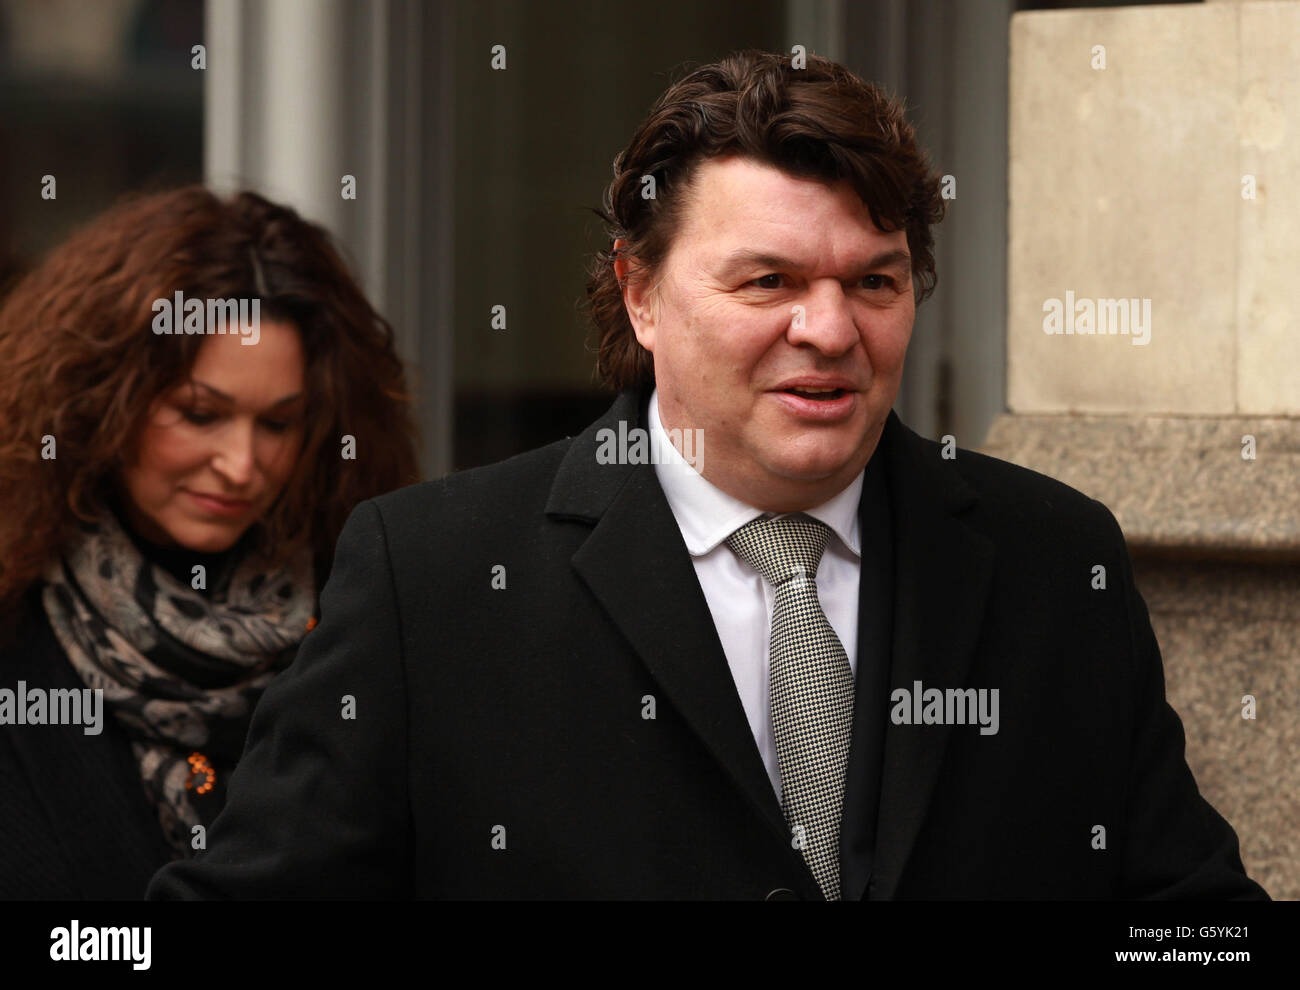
761, 450, 862, 485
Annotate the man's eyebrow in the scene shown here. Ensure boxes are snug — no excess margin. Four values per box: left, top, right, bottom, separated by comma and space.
860, 249, 913, 277
188, 381, 304, 407
716, 248, 913, 280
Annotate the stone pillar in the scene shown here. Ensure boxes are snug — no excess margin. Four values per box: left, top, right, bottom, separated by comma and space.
982, 0, 1298, 899
203, 0, 456, 479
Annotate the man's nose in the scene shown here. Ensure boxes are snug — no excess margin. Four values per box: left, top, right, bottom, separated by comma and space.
786, 281, 860, 356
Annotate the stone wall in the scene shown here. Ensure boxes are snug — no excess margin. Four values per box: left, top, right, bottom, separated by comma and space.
983, 1, 1298, 899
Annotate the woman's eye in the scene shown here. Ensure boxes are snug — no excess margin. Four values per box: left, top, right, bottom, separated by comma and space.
180, 409, 217, 425
261, 420, 293, 433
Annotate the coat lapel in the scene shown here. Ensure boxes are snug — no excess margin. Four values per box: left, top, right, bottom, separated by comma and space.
869, 412, 997, 900
545, 389, 822, 898
838, 437, 894, 901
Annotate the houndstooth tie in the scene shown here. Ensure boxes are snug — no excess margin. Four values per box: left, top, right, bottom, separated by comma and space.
726, 513, 854, 901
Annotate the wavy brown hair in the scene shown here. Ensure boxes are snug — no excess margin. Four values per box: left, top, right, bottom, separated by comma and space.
0, 186, 421, 624
585, 49, 948, 392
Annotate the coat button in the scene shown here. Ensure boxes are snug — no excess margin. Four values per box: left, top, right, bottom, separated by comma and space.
765, 888, 800, 901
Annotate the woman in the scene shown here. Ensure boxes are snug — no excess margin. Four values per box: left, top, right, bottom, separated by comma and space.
0, 187, 421, 898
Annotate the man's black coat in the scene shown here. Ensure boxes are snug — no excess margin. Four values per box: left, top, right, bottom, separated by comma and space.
148, 388, 1266, 899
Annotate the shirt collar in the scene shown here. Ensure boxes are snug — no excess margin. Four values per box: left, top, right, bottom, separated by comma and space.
648, 388, 863, 559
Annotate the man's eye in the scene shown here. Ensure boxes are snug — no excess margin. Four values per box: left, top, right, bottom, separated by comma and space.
862, 274, 894, 290
751, 274, 785, 289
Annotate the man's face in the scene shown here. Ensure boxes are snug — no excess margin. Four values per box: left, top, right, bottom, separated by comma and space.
618, 155, 915, 512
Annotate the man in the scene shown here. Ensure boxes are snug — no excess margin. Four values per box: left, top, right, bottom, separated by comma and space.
149, 50, 1266, 900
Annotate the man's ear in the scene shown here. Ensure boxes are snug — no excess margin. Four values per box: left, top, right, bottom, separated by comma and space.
613, 237, 656, 353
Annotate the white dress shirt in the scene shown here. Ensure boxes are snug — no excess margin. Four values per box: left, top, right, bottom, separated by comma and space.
648, 389, 863, 802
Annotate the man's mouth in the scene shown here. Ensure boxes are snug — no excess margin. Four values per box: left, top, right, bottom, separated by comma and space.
782, 386, 847, 401
770, 383, 858, 421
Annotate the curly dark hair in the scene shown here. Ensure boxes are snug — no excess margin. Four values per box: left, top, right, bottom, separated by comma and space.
584, 49, 948, 393
0, 186, 421, 621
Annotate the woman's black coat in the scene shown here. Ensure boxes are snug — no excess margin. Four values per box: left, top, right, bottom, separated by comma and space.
0, 584, 175, 899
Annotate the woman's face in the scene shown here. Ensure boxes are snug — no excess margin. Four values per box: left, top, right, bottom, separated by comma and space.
117, 317, 307, 553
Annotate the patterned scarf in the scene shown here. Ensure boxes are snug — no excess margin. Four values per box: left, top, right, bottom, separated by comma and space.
41, 509, 315, 856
